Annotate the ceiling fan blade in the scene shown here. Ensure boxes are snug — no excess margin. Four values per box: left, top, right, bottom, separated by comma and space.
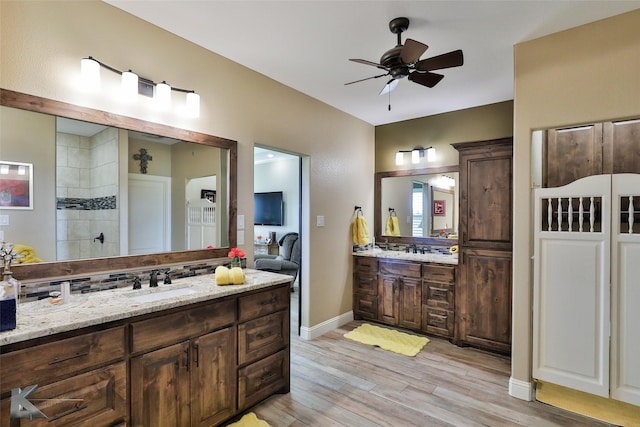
344, 73, 388, 86
409, 71, 444, 88
349, 58, 388, 70
401, 38, 428, 64
379, 79, 399, 96
415, 49, 464, 71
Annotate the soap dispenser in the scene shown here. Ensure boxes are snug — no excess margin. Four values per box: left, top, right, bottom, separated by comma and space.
0, 242, 20, 331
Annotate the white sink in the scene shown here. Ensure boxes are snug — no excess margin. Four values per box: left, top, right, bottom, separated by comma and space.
127, 287, 197, 304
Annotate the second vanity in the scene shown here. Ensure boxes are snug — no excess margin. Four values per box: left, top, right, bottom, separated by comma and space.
353, 249, 457, 340
0, 270, 292, 427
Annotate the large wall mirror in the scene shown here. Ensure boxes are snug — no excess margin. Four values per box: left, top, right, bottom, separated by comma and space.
375, 165, 459, 246
0, 89, 237, 281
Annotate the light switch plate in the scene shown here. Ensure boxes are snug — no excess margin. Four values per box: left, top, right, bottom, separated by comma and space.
316, 215, 325, 227
0, 215, 8, 226
237, 214, 245, 230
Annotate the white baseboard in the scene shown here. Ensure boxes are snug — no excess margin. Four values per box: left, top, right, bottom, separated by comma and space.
299, 310, 354, 340
509, 377, 534, 401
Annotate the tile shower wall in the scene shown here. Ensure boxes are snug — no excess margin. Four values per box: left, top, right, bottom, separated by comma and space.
56, 127, 119, 260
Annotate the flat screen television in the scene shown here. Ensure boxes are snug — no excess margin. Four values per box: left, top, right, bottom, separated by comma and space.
254, 191, 284, 226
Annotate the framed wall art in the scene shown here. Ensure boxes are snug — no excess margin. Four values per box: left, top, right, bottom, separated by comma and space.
201, 189, 216, 203
0, 161, 33, 210
433, 199, 445, 216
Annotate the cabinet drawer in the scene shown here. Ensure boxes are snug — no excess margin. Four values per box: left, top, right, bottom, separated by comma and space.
423, 264, 454, 283
1, 362, 127, 427
379, 261, 421, 278
239, 285, 289, 322
354, 256, 377, 274
238, 310, 289, 366
353, 292, 378, 320
0, 326, 125, 394
422, 282, 454, 309
131, 299, 235, 353
354, 272, 377, 295
238, 349, 289, 411
422, 307, 454, 338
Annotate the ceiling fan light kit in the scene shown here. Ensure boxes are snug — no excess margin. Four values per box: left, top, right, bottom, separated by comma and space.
346, 17, 464, 108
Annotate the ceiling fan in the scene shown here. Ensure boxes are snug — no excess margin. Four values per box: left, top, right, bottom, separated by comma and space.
346, 17, 464, 96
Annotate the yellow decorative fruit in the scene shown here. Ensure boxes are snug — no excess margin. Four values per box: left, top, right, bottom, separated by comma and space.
215, 266, 230, 285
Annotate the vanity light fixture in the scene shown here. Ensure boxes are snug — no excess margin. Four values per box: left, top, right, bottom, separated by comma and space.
80, 56, 200, 117
395, 146, 436, 166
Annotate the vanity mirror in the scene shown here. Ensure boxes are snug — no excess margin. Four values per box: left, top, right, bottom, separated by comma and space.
0, 89, 237, 281
375, 165, 459, 245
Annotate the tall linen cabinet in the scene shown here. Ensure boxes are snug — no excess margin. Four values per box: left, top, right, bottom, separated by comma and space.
453, 138, 513, 354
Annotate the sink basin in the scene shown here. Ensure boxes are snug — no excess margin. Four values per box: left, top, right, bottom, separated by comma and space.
127, 287, 197, 304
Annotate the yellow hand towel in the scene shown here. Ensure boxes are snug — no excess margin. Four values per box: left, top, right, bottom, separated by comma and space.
385, 216, 401, 236
352, 215, 370, 246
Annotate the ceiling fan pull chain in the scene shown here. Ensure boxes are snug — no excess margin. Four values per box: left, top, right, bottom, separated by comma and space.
388, 88, 391, 111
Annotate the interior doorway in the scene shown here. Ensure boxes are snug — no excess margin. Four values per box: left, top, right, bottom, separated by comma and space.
254, 146, 303, 335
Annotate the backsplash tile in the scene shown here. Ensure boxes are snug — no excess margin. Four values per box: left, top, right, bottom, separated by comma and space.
19, 258, 232, 302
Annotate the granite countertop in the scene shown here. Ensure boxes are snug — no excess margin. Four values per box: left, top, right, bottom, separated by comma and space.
0, 269, 293, 346
353, 249, 458, 265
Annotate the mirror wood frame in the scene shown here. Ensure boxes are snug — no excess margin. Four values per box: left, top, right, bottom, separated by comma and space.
375, 165, 459, 246
1, 89, 237, 281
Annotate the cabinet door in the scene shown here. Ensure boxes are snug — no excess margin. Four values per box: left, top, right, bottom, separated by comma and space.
544, 124, 603, 188
131, 342, 190, 427
398, 277, 421, 330
457, 140, 513, 249
354, 292, 378, 320
604, 119, 640, 174
0, 362, 126, 427
378, 275, 398, 324
191, 327, 236, 427
456, 248, 512, 354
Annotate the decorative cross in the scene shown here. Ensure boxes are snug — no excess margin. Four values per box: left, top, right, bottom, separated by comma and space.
133, 148, 153, 174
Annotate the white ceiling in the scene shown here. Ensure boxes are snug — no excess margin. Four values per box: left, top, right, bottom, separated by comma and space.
105, 1, 640, 126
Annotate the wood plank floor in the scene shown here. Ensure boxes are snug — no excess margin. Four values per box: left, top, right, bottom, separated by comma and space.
240, 289, 616, 427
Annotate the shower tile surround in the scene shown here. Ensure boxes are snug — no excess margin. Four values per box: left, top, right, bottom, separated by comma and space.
56, 127, 119, 261
17, 258, 236, 303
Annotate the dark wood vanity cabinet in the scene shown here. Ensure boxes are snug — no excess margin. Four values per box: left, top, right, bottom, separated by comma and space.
379, 261, 422, 329
454, 138, 513, 355
353, 256, 379, 320
353, 256, 455, 339
422, 264, 456, 338
1, 283, 291, 427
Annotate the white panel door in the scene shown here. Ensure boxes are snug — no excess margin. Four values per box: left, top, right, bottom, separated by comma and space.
128, 174, 171, 255
611, 174, 640, 406
533, 175, 611, 398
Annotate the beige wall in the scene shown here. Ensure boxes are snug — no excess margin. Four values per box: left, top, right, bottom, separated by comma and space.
512, 9, 640, 387
375, 101, 514, 172
0, 107, 56, 261
0, 1, 374, 329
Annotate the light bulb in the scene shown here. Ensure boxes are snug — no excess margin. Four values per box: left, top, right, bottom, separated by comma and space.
121, 70, 139, 101
426, 147, 436, 162
411, 149, 420, 164
395, 152, 404, 166
156, 81, 171, 110
186, 92, 200, 117
80, 57, 100, 92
